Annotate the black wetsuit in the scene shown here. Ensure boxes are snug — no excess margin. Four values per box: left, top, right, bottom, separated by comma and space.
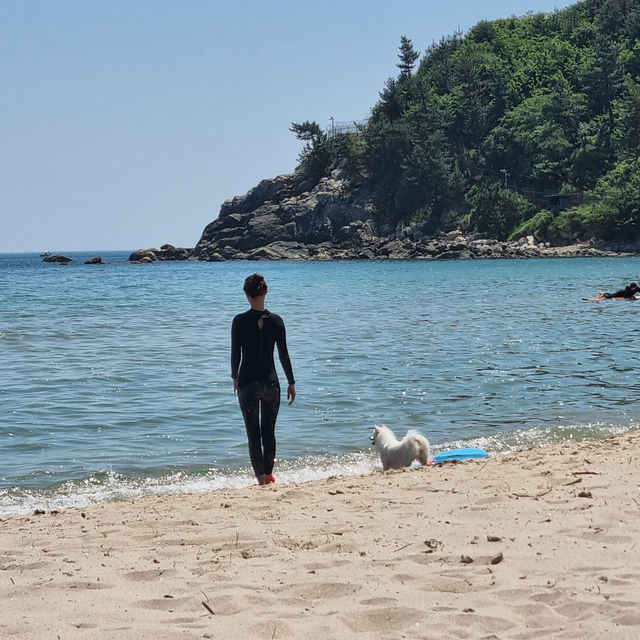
231, 308, 295, 477
603, 286, 638, 299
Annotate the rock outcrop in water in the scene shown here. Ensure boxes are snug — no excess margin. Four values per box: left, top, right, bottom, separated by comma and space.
43, 254, 72, 264
129, 244, 193, 263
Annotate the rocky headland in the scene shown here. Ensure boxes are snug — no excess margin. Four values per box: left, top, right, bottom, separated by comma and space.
129, 171, 640, 262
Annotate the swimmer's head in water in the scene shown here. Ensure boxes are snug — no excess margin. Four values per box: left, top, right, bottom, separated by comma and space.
243, 273, 268, 298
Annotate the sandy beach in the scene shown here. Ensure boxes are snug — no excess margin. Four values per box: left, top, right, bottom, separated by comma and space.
2, 433, 640, 640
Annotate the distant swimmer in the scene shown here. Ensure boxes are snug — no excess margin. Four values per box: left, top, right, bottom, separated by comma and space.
584, 282, 639, 301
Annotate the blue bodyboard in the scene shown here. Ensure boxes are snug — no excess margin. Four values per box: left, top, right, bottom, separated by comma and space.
431, 447, 489, 464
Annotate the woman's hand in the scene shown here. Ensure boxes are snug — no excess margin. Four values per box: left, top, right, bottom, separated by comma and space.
287, 384, 296, 405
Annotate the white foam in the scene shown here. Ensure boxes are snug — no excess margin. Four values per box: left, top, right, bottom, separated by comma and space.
438, 421, 640, 455
0, 452, 381, 516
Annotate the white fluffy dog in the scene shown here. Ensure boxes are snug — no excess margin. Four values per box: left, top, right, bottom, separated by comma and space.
371, 424, 430, 470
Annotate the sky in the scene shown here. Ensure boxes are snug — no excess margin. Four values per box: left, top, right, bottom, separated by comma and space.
1, 0, 577, 253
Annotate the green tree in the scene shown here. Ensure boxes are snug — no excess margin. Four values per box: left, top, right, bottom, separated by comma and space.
374, 77, 403, 121
466, 183, 536, 240
582, 35, 623, 148
397, 35, 420, 80
588, 158, 640, 239
290, 121, 329, 179
483, 89, 575, 192
614, 75, 640, 157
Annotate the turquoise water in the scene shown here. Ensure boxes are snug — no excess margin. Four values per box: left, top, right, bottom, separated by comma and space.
2, 251, 640, 514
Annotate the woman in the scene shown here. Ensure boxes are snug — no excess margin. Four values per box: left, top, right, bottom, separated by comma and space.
231, 274, 295, 485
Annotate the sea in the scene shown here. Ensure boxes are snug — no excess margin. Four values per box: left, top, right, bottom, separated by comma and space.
2, 251, 640, 515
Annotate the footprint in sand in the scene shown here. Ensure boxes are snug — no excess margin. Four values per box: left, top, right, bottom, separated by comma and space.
41, 579, 110, 591
420, 576, 474, 593
443, 612, 516, 634
359, 597, 397, 606
4, 561, 48, 571
198, 594, 244, 616
123, 568, 177, 582
472, 495, 508, 506
340, 606, 425, 633
530, 591, 559, 604
134, 596, 191, 611
249, 620, 292, 638
608, 572, 640, 586
407, 552, 444, 566
304, 560, 352, 572
278, 581, 360, 600
512, 603, 565, 629
613, 611, 640, 626
392, 572, 419, 583
554, 600, 607, 621
280, 489, 314, 500
162, 616, 207, 629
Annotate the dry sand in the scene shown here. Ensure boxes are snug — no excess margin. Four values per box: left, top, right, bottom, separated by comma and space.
1, 433, 640, 639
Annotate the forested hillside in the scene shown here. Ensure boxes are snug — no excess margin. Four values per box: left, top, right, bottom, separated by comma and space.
291, 0, 640, 243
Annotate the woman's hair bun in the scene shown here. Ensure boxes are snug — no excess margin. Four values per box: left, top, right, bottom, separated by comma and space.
243, 273, 267, 298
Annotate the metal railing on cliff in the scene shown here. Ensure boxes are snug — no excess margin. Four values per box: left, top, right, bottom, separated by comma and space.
512, 188, 617, 212
326, 118, 369, 138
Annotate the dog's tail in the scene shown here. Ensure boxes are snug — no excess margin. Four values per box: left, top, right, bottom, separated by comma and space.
404, 430, 431, 466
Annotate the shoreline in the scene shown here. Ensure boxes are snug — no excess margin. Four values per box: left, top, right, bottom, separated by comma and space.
130, 237, 640, 263
3, 246, 640, 262
2, 433, 640, 639
3, 422, 637, 517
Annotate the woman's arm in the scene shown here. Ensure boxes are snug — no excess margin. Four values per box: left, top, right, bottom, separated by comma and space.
276, 323, 296, 388
231, 317, 241, 388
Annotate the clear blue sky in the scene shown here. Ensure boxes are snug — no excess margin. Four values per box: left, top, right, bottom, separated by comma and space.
1, 0, 576, 252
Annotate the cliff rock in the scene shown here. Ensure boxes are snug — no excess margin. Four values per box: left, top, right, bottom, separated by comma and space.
190, 171, 623, 261
193, 169, 377, 261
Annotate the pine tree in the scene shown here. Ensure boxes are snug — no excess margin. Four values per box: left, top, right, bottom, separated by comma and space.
396, 35, 420, 80
290, 121, 329, 179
